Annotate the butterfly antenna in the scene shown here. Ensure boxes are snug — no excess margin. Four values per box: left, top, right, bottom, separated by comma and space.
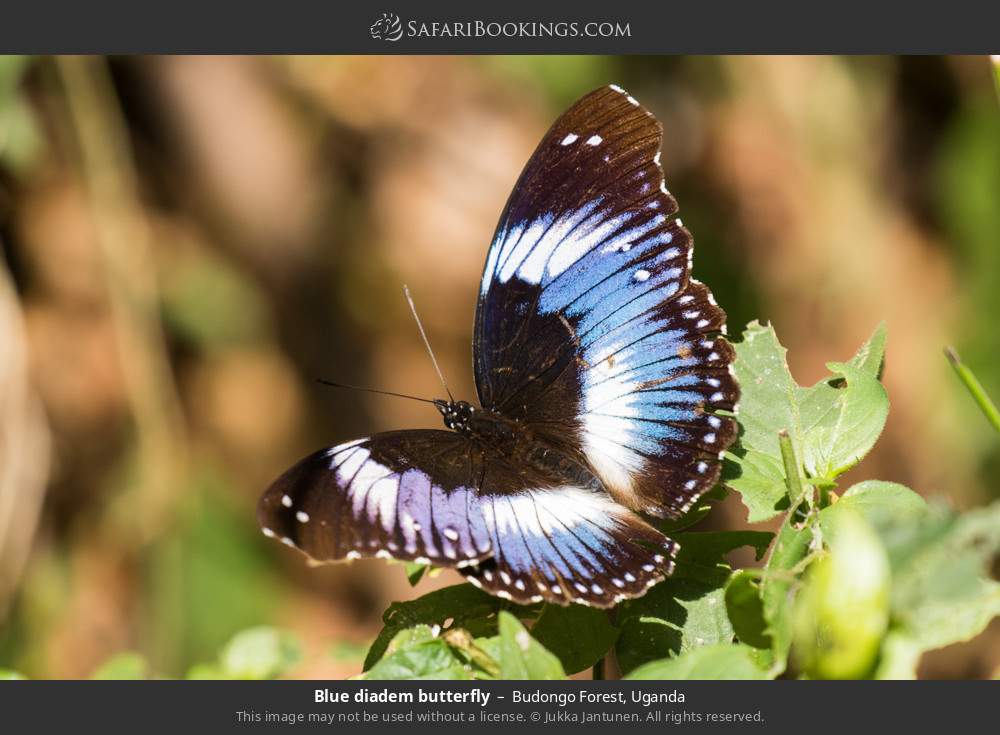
316, 379, 437, 405
403, 284, 455, 402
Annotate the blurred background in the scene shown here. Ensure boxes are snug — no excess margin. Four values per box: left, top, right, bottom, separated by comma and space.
0, 55, 998, 679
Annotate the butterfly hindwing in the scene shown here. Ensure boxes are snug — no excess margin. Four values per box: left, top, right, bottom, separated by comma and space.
258, 429, 674, 608
462, 485, 677, 607
474, 85, 739, 518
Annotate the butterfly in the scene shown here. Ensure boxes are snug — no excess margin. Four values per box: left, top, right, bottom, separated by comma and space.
258, 85, 739, 608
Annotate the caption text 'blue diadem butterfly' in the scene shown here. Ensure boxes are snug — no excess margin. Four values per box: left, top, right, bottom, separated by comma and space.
258, 85, 739, 608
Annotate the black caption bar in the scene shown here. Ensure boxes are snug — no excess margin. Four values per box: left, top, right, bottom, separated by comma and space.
0, 0, 998, 54
0, 680, 995, 733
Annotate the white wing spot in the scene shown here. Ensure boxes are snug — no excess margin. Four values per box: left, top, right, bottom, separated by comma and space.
261, 527, 275, 538
280, 536, 295, 548
711, 392, 724, 402
295, 511, 310, 524
560, 133, 578, 146
708, 416, 722, 429
586, 134, 602, 146
633, 269, 650, 282
705, 433, 717, 444
443, 528, 459, 542
281, 495, 292, 508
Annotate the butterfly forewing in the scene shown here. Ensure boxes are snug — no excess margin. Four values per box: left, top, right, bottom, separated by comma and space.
474, 85, 739, 518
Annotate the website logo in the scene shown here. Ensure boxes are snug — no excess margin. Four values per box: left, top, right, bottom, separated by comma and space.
370, 12, 403, 41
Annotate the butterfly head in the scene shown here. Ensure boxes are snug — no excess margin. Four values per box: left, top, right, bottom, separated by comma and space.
434, 399, 476, 433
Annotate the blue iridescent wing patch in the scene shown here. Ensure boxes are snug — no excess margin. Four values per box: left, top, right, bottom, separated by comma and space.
474, 85, 738, 519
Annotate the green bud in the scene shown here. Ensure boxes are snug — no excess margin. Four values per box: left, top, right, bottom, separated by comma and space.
793, 510, 890, 679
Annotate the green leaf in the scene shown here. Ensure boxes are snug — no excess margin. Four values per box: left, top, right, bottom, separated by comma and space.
846, 321, 887, 378
404, 563, 428, 587
727, 322, 888, 521
658, 485, 728, 534
364, 583, 532, 671
360, 626, 473, 680
89, 652, 149, 680
820, 480, 928, 539
725, 571, 771, 650
726, 322, 802, 522
624, 643, 770, 680
799, 361, 889, 480
615, 531, 772, 675
760, 516, 812, 673
819, 485, 1000, 678
219, 627, 301, 680
531, 604, 618, 674
494, 612, 565, 680
873, 501, 1000, 678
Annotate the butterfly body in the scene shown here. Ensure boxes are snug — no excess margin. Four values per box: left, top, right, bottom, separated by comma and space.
259, 85, 739, 608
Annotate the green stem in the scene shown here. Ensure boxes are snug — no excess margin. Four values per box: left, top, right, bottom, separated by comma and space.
777, 430, 805, 505
945, 347, 1000, 435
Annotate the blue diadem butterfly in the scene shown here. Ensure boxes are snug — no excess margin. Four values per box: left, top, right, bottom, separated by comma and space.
258, 85, 739, 607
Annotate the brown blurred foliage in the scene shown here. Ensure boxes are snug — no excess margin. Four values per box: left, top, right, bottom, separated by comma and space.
0, 55, 998, 679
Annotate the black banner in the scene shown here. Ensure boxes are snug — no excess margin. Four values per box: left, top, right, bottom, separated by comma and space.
0, 0, 997, 54
0, 680, 995, 732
